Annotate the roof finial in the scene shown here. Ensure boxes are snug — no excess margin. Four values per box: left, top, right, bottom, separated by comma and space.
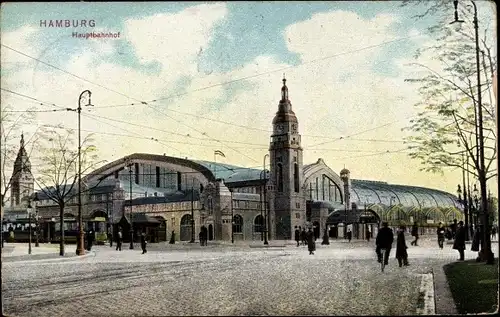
281, 74, 288, 101
20, 133, 24, 147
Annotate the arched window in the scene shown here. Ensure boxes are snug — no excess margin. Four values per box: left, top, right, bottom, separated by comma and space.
181, 214, 192, 225
294, 163, 299, 193
233, 214, 243, 233
254, 215, 264, 232
277, 163, 283, 192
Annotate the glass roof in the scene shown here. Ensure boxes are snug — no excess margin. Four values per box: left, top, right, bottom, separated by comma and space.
351, 180, 460, 209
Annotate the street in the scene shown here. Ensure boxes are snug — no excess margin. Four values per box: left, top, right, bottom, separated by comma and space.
2, 239, 497, 316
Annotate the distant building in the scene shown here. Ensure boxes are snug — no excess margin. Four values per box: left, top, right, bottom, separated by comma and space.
2, 79, 463, 241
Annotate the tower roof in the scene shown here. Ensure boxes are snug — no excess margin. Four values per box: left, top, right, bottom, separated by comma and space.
13, 133, 31, 174
272, 75, 298, 124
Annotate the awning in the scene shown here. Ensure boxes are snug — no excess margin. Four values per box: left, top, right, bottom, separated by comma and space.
326, 209, 380, 225
120, 213, 161, 225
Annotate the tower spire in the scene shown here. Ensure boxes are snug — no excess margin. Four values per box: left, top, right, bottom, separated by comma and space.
21, 133, 24, 148
281, 73, 288, 101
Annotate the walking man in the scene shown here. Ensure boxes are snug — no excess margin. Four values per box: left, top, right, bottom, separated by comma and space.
376, 222, 394, 266
301, 227, 307, 246
347, 228, 352, 242
116, 228, 123, 251
410, 222, 419, 246
395, 225, 409, 267
453, 221, 466, 261
437, 222, 445, 249
140, 231, 148, 254
306, 227, 316, 255
294, 226, 300, 247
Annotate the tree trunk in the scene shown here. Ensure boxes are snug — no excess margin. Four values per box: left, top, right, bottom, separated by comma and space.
59, 203, 65, 256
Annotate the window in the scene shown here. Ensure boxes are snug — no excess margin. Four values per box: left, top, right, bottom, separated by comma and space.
156, 166, 161, 187
200, 184, 204, 193
277, 163, 283, 192
233, 214, 243, 233
177, 172, 182, 191
208, 197, 213, 215
296, 213, 300, 219
254, 215, 264, 232
294, 163, 300, 193
296, 202, 300, 208
134, 163, 139, 184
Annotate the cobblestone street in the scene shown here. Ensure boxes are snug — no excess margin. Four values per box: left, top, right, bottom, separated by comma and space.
2, 239, 498, 316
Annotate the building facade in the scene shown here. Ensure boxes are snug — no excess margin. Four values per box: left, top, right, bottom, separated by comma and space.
2, 79, 464, 242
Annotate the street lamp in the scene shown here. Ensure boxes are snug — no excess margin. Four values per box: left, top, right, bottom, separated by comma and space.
230, 188, 234, 244
263, 154, 269, 245
189, 178, 195, 243
33, 193, 39, 247
259, 170, 265, 241
451, 0, 494, 264
77, 90, 92, 256
126, 161, 134, 249
27, 199, 32, 255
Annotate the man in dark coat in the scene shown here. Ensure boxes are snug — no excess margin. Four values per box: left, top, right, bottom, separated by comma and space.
140, 231, 148, 254
346, 228, 352, 242
437, 222, 445, 249
294, 226, 300, 247
410, 222, 419, 246
395, 226, 409, 267
376, 222, 394, 265
301, 228, 307, 246
306, 227, 315, 255
116, 229, 123, 251
86, 229, 94, 251
453, 221, 466, 261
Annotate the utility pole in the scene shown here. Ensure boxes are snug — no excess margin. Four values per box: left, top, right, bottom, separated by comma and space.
190, 179, 195, 243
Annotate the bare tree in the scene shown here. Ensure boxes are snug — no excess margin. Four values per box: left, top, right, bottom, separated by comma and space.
33, 128, 105, 256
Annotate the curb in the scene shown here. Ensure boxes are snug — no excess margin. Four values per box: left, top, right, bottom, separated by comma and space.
2, 250, 96, 264
417, 272, 436, 315
432, 264, 458, 315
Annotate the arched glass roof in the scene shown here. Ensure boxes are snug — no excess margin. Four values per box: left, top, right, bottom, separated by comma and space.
351, 180, 461, 209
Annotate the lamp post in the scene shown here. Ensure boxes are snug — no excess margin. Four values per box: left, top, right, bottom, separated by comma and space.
76, 90, 92, 256
263, 154, 269, 245
451, 0, 493, 264
33, 193, 39, 247
189, 179, 195, 243
230, 189, 234, 244
259, 170, 265, 241
27, 199, 32, 255
127, 162, 134, 249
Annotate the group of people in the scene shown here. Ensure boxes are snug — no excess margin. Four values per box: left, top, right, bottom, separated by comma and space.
294, 226, 317, 255
112, 228, 148, 254
375, 222, 410, 267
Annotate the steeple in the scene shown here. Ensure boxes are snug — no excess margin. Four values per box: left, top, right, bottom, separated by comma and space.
10, 134, 34, 207
272, 76, 297, 124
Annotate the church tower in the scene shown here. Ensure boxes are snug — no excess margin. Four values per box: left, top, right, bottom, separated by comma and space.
10, 134, 34, 207
268, 76, 306, 240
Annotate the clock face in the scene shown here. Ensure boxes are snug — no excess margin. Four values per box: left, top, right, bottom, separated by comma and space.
291, 124, 297, 132
276, 124, 284, 133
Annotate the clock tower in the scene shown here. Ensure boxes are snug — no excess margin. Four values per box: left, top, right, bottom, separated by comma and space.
268, 76, 306, 240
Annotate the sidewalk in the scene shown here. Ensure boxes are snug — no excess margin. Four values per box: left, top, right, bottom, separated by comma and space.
1, 243, 94, 263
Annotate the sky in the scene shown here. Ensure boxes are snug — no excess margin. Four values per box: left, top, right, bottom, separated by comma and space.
0, 1, 497, 196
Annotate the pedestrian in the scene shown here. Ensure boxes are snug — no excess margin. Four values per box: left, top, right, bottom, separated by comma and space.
375, 222, 394, 266
86, 229, 94, 251
306, 227, 316, 255
366, 227, 371, 242
471, 225, 481, 253
410, 222, 419, 246
169, 230, 176, 244
491, 226, 496, 241
294, 226, 300, 247
116, 229, 123, 251
140, 231, 147, 254
199, 230, 204, 246
452, 221, 466, 261
437, 222, 445, 249
301, 228, 307, 246
395, 225, 409, 267
203, 226, 208, 246
109, 228, 113, 248
347, 228, 352, 242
